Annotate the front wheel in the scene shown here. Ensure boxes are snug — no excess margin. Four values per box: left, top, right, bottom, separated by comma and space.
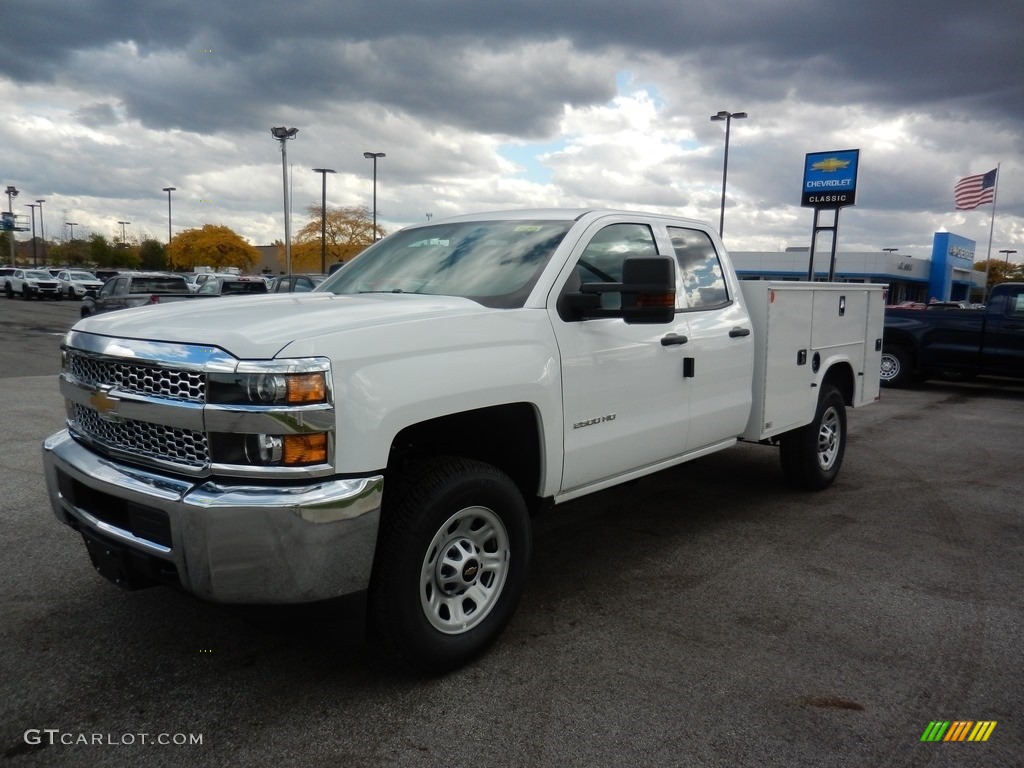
779, 385, 847, 490
879, 347, 914, 387
369, 457, 531, 673
3, 284, 11, 298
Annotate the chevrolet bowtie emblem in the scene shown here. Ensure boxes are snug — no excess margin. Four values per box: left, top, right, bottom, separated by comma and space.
89, 389, 121, 419
811, 157, 850, 172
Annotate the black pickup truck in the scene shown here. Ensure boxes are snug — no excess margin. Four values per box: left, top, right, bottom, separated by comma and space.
80, 273, 269, 317
80, 273, 195, 317
880, 283, 1024, 386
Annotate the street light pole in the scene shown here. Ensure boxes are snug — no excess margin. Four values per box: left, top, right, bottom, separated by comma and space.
36, 199, 45, 265
883, 248, 898, 255
162, 187, 176, 244
1000, 248, 1017, 266
66, 222, 78, 242
710, 110, 747, 239
311, 168, 336, 274
271, 127, 299, 274
363, 152, 385, 241
5, 186, 19, 263
118, 220, 130, 246
26, 203, 38, 266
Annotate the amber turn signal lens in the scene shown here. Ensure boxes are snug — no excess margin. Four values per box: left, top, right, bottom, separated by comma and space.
286, 373, 327, 404
282, 433, 328, 465
636, 292, 675, 308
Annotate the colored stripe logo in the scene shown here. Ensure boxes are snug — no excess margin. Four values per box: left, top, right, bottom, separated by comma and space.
921, 721, 997, 742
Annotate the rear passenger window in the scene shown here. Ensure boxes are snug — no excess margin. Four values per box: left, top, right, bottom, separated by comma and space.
667, 227, 729, 310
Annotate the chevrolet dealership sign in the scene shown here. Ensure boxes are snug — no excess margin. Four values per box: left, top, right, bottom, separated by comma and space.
801, 149, 860, 208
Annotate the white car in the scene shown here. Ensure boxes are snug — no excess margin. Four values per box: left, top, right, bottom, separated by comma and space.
5, 268, 62, 299
57, 269, 104, 300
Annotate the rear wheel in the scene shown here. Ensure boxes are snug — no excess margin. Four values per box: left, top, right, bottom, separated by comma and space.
779, 385, 847, 490
369, 457, 531, 673
3, 283, 11, 298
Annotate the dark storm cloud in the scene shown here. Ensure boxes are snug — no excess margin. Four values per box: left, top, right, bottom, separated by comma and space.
6, 0, 1020, 138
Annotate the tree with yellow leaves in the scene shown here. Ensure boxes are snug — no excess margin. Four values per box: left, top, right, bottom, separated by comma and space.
167, 224, 260, 272
290, 204, 384, 273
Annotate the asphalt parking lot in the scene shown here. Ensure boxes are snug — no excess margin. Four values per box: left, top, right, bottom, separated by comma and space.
1, 295, 1021, 767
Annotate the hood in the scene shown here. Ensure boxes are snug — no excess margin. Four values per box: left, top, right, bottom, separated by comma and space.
73, 293, 492, 359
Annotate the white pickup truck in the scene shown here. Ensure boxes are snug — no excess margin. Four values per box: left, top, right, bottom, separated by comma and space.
43, 208, 885, 671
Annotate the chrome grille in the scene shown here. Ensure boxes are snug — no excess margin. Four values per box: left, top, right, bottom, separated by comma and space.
67, 350, 205, 402
72, 403, 209, 467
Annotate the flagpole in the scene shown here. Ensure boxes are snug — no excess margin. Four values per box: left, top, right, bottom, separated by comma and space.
981, 163, 1000, 303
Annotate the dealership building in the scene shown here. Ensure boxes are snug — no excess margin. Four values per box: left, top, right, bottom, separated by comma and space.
730, 231, 983, 303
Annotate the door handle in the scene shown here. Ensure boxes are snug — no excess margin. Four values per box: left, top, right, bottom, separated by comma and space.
661, 334, 688, 346
729, 327, 751, 338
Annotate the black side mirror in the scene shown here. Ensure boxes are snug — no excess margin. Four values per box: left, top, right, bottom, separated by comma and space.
620, 256, 676, 324
569, 255, 676, 324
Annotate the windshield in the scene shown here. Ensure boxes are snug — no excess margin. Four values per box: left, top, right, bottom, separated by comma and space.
26, 270, 52, 279
69, 272, 96, 281
318, 219, 574, 308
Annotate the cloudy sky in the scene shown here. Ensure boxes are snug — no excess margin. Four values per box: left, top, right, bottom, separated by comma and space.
3, 0, 1021, 262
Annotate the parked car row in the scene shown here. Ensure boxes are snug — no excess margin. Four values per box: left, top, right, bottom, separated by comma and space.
3, 265, 335, 310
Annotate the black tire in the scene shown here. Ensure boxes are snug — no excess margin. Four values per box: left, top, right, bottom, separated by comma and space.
369, 456, 531, 673
68, 287, 76, 299
779, 385, 847, 490
80, 305, 92, 318
3, 283, 11, 298
21, 286, 31, 300
879, 347, 913, 388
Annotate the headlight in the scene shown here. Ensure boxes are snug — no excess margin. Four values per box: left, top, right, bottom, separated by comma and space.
241, 433, 328, 466
247, 373, 286, 403
206, 358, 334, 471
208, 362, 331, 406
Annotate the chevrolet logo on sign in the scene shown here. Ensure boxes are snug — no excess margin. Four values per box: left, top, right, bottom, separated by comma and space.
811, 157, 850, 173
89, 389, 123, 422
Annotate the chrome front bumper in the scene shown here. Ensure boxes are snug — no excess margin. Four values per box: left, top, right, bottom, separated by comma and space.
42, 430, 383, 603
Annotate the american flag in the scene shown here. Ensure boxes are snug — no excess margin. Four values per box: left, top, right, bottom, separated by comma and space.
954, 168, 997, 210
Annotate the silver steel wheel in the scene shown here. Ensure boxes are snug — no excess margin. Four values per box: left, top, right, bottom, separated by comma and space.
816, 405, 842, 471
879, 352, 901, 382
420, 505, 510, 634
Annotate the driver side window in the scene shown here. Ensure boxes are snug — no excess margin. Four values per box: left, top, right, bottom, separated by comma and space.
574, 223, 657, 310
